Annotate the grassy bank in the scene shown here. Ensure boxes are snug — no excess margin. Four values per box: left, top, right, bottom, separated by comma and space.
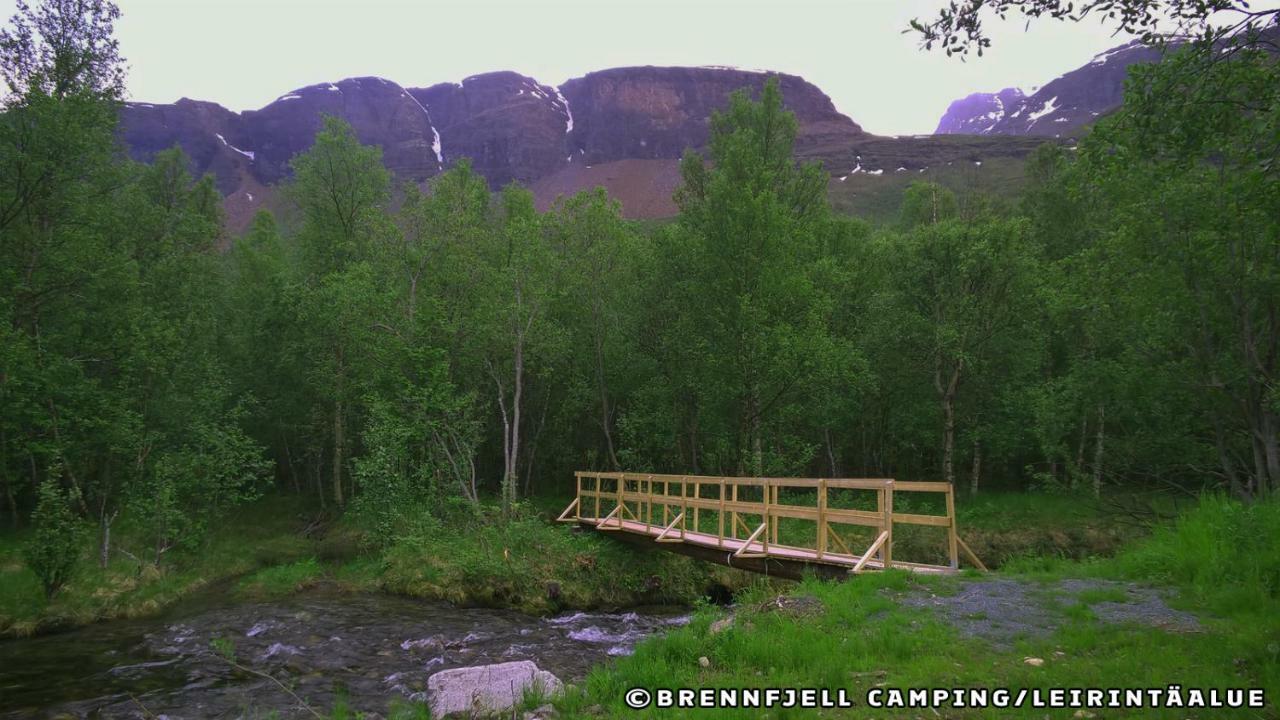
0, 494, 751, 637
0, 489, 1149, 639
0, 496, 316, 636
560, 494, 1280, 718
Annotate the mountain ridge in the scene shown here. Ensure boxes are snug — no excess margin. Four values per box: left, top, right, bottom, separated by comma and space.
118, 63, 1069, 229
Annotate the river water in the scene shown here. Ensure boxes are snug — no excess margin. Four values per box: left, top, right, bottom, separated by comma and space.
0, 589, 690, 718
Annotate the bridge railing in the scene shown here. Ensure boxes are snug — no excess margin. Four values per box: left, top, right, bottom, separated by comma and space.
560, 471, 986, 573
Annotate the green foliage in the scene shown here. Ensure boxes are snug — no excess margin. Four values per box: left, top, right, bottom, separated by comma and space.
237, 558, 324, 599
23, 480, 85, 598
128, 404, 268, 561
1110, 494, 1280, 608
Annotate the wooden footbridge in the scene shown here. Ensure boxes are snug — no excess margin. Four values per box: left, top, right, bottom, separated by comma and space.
558, 472, 986, 579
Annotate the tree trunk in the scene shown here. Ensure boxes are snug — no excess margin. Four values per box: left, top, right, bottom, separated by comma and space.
751, 390, 763, 478
935, 357, 961, 486
98, 511, 115, 569
824, 427, 839, 477
332, 398, 345, 507
1261, 409, 1280, 497
523, 387, 549, 496
509, 337, 524, 510
594, 332, 621, 470
282, 434, 300, 494
1074, 414, 1089, 490
970, 437, 981, 496
1092, 403, 1105, 499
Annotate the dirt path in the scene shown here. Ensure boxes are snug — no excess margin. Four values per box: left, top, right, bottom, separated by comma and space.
896, 577, 1202, 649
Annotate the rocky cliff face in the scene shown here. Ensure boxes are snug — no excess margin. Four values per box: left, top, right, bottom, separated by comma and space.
122, 76, 443, 191
935, 40, 1166, 137
239, 76, 442, 184
559, 66, 864, 163
409, 71, 572, 188
119, 65, 864, 195
119, 64, 1049, 225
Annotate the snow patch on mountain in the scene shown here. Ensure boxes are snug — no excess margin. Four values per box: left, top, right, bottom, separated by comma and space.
553, 86, 574, 134
215, 133, 255, 161
400, 89, 445, 164
1025, 96, 1059, 125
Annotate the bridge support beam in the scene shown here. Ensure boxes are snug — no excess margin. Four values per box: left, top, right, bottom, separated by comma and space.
590, 523, 852, 581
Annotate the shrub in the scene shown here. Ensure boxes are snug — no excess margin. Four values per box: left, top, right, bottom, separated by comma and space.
23, 480, 87, 599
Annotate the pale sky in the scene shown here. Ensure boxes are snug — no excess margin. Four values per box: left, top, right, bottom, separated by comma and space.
0, 0, 1264, 134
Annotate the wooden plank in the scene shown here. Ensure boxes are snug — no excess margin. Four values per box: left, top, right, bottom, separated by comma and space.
893, 512, 952, 527
957, 535, 989, 571
735, 522, 769, 558
770, 484, 780, 546
717, 478, 725, 549
852, 531, 890, 573
693, 480, 700, 533
589, 518, 958, 576
762, 480, 771, 553
883, 484, 894, 568
597, 503, 622, 530
823, 508, 887, 526
826, 479, 895, 490
555, 498, 579, 523
655, 512, 686, 543
827, 523, 854, 556
817, 479, 827, 560
893, 481, 953, 492
731, 484, 739, 540
945, 484, 958, 570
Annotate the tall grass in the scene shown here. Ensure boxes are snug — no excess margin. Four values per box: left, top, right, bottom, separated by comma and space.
1108, 493, 1280, 609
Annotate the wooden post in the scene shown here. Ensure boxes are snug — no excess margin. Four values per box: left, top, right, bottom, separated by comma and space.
681, 477, 688, 534
762, 479, 770, 553
593, 474, 601, 519
731, 484, 739, 539
882, 480, 894, 568
771, 484, 780, 546
575, 473, 582, 520
693, 480, 700, 533
717, 478, 726, 548
663, 480, 669, 527
645, 476, 652, 532
817, 479, 828, 560
946, 482, 959, 570
617, 476, 625, 527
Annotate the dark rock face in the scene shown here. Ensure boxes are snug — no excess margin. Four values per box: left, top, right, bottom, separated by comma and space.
409, 72, 572, 188
559, 66, 864, 164
935, 40, 1166, 137
120, 98, 248, 194
118, 65, 868, 198
935, 87, 1025, 135
121, 76, 443, 191
239, 76, 442, 184
117, 65, 1053, 224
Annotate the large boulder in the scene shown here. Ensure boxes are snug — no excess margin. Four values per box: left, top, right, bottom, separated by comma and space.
427, 660, 562, 718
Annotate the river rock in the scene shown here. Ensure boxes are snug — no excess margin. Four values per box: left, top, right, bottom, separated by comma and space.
427, 660, 562, 717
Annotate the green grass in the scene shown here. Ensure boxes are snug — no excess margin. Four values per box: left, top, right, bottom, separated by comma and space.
373, 509, 753, 613
236, 557, 325, 599
0, 490, 761, 637
0, 494, 316, 636
557, 494, 1280, 719
826, 156, 1028, 224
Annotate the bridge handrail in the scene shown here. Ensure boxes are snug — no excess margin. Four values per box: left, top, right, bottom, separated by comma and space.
565, 470, 987, 573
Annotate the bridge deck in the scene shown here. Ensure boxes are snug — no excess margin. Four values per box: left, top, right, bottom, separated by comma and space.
582, 517, 952, 575
561, 471, 986, 578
